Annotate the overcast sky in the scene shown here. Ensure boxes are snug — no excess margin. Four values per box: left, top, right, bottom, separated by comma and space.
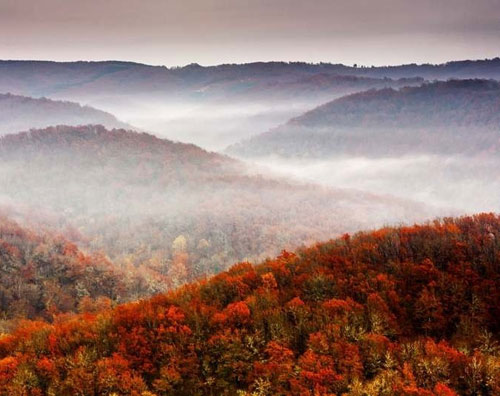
1, 0, 499, 67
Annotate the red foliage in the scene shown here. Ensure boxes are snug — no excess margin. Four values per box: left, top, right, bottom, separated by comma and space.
1, 214, 500, 395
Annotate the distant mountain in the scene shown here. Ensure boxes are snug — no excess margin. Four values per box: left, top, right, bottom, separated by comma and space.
0, 125, 433, 294
1, 58, 500, 102
2, 213, 500, 395
181, 73, 425, 105
168, 59, 500, 102
0, 60, 426, 107
0, 60, 179, 98
0, 93, 130, 135
228, 79, 500, 158
173, 57, 500, 81
0, 60, 428, 150
0, 214, 125, 324
4, 58, 499, 151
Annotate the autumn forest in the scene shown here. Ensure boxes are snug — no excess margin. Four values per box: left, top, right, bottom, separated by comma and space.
1, 214, 500, 395
1, 2, 500, 394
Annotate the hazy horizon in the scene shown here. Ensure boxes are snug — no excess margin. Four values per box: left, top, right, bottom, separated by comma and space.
1, 0, 499, 67
1, 55, 500, 69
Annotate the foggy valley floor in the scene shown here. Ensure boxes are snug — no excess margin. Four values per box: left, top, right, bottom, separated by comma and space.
238, 154, 500, 215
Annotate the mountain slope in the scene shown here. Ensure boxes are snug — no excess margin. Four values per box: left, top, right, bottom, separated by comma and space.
1, 213, 499, 395
0, 93, 130, 135
228, 79, 500, 158
0, 125, 433, 293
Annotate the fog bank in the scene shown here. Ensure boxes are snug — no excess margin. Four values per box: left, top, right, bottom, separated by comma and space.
246, 155, 500, 214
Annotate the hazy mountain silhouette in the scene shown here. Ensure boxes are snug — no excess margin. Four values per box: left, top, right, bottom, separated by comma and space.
228, 79, 500, 158
0, 93, 130, 135
1, 58, 500, 103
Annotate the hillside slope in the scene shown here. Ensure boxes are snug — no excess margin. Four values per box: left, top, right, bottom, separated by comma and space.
0, 125, 432, 292
0, 215, 127, 325
228, 79, 500, 158
1, 214, 499, 395
0, 93, 130, 135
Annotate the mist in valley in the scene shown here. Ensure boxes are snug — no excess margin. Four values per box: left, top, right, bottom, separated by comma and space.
1, 61, 500, 309
87, 97, 315, 150
241, 154, 500, 215
226, 79, 500, 217
0, 125, 434, 301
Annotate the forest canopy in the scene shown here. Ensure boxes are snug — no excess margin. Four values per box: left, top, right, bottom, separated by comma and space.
1, 214, 499, 395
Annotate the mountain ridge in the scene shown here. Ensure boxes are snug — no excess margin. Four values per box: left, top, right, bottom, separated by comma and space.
0, 93, 131, 135
228, 79, 500, 158
2, 58, 500, 100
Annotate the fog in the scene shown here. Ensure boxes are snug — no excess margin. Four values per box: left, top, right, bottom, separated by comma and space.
0, 125, 435, 297
46, 69, 424, 150
1, 61, 499, 301
76, 96, 329, 150
46, 91, 500, 219
244, 154, 500, 215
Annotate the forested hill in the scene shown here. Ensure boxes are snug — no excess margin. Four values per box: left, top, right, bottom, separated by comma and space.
186, 57, 500, 80
228, 79, 500, 158
289, 79, 500, 129
0, 93, 130, 135
292, 80, 500, 128
1, 214, 499, 395
0, 124, 234, 182
0, 125, 431, 296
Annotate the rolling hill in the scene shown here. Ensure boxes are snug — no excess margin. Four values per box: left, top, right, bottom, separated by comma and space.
228, 79, 500, 158
0, 93, 130, 135
0, 125, 433, 294
1, 58, 500, 101
1, 213, 499, 395
4, 58, 499, 150
0, 60, 428, 150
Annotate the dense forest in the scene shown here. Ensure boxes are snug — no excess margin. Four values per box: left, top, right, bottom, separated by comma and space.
0, 125, 430, 297
0, 93, 130, 136
1, 214, 499, 395
228, 79, 500, 158
0, 216, 126, 326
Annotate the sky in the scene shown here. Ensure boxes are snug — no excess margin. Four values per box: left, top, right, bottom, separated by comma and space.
0, 0, 499, 67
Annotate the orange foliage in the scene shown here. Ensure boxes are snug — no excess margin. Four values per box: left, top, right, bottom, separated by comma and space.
1, 214, 500, 395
